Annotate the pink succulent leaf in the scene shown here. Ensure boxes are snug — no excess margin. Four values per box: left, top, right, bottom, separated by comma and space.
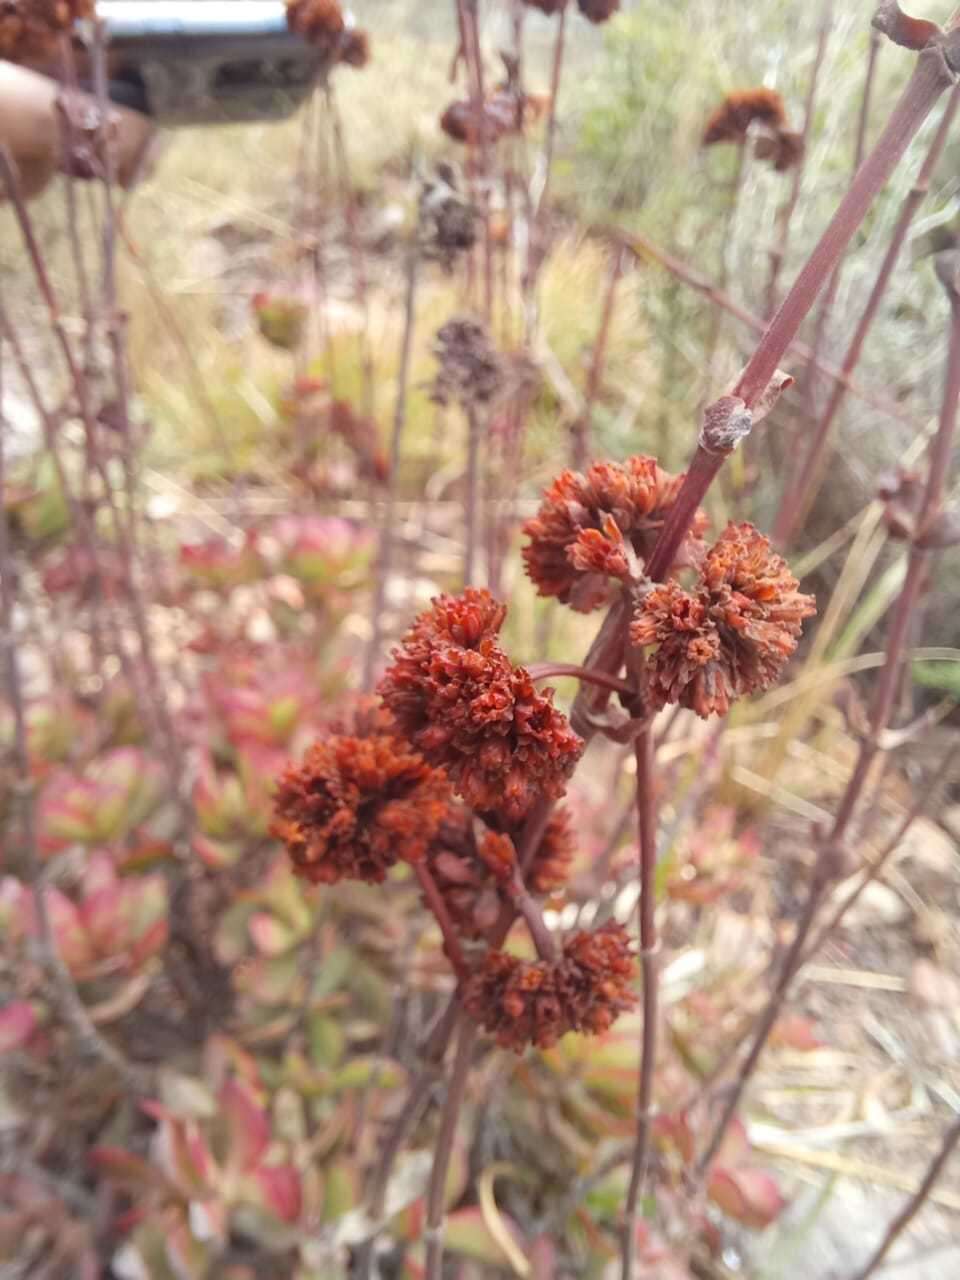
220, 1077, 271, 1174
253, 1163, 303, 1223
89, 1145, 172, 1192
248, 912, 296, 957
770, 1013, 825, 1051
150, 1114, 216, 1198
192, 833, 244, 870
0, 1001, 38, 1054
708, 1165, 787, 1229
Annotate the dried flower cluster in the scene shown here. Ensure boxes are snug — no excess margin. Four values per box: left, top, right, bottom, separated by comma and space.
285, 0, 370, 68
631, 522, 816, 718
463, 922, 636, 1051
0, 0, 93, 63
702, 88, 803, 172
522, 455, 707, 612
577, 0, 621, 22
271, 731, 450, 884
431, 317, 504, 411
427, 806, 575, 938
419, 165, 478, 269
702, 88, 786, 146
378, 588, 583, 820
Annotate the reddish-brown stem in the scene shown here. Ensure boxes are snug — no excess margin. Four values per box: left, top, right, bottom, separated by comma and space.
538, 3, 567, 221
621, 725, 659, 1280
364, 231, 420, 690
847, 1112, 960, 1280
572, 247, 625, 470
695, 248, 960, 1183
605, 224, 925, 432
803, 742, 959, 965
527, 661, 634, 697
414, 863, 469, 978
694, 845, 832, 1179
774, 83, 960, 546
464, 404, 481, 585
645, 43, 956, 583
805, 21, 880, 417
424, 1016, 478, 1280
326, 83, 376, 420
463, 0, 494, 322
738, 43, 954, 412
505, 867, 559, 962
0, 342, 142, 1092
765, 0, 834, 317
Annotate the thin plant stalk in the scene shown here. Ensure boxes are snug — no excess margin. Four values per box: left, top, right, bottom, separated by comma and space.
804, 22, 881, 417
621, 725, 660, 1280
764, 0, 834, 317
465, 404, 481, 585
363, 231, 420, 690
572, 246, 625, 470
0, 344, 141, 1092
424, 1017, 478, 1280
609, 224, 925, 433
695, 246, 960, 1181
802, 741, 959, 963
646, 36, 960, 583
846, 1112, 960, 1280
774, 82, 960, 547
460, 0, 495, 322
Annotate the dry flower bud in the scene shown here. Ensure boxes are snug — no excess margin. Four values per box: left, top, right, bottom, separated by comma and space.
702, 89, 787, 147
463, 922, 636, 1051
631, 523, 816, 718
431, 317, 504, 410
755, 129, 805, 172
378, 589, 583, 821
577, 0, 621, 22
699, 396, 753, 455
272, 732, 450, 884
522, 456, 707, 613
419, 165, 479, 268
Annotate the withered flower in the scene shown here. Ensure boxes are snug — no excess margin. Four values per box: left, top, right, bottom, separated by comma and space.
755, 129, 805, 172
522, 456, 707, 612
631, 522, 816, 718
272, 732, 450, 885
329, 400, 389, 486
378, 589, 583, 820
431, 317, 504, 411
285, 0, 344, 53
0, 0, 93, 63
463, 921, 636, 1052
420, 164, 478, 269
702, 88, 787, 147
577, 0, 621, 21
338, 27, 370, 67
426, 806, 575, 940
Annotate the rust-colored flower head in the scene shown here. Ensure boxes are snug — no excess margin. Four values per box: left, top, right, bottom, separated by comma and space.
286, 0, 344, 57
522, 456, 707, 612
755, 128, 805, 172
426, 805, 575, 939
702, 88, 787, 147
577, 0, 621, 21
431, 317, 504, 411
631, 522, 816, 718
463, 921, 635, 1051
378, 589, 583, 821
0, 0, 93, 63
272, 732, 450, 885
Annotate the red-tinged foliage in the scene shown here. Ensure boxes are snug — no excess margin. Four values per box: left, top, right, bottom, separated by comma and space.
707, 1164, 787, 1229
522, 456, 707, 612
35, 748, 166, 854
664, 807, 760, 905
632, 522, 816, 717
378, 589, 583, 821
0, 999, 37, 1054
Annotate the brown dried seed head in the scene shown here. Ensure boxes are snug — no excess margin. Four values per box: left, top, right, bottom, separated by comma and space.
702, 88, 787, 147
577, 0, 621, 22
631, 522, 816, 718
